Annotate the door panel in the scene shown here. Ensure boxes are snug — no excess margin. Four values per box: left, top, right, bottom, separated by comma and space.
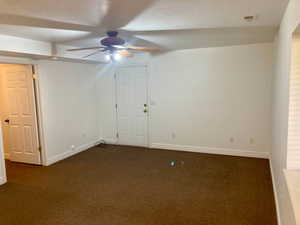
0, 64, 41, 164
8, 89, 18, 114
116, 67, 148, 147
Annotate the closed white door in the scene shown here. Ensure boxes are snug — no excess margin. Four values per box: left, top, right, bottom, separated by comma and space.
0, 64, 41, 165
116, 66, 148, 147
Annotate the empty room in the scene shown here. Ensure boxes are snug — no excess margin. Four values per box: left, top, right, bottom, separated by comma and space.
0, 0, 299, 225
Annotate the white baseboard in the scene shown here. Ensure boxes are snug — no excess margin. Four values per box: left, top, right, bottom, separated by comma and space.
0, 177, 6, 185
269, 159, 282, 225
151, 143, 269, 159
46, 140, 101, 166
102, 138, 117, 144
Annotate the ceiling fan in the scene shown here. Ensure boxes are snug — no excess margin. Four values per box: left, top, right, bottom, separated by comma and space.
66, 31, 158, 60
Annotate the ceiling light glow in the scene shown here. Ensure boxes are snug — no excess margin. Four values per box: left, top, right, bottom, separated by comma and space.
105, 54, 111, 61
113, 53, 122, 61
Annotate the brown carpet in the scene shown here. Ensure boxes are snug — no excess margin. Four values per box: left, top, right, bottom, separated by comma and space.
0, 145, 277, 225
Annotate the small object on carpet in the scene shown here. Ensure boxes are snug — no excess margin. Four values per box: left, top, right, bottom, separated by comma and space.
170, 161, 176, 166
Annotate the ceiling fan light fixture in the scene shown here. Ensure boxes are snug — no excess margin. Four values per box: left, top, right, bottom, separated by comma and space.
66, 31, 160, 60
105, 54, 111, 61
113, 53, 122, 61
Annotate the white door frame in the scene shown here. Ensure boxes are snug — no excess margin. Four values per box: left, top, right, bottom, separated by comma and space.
114, 65, 150, 148
0, 57, 47, 185
0, 125, 7, 185
31, 64, 47, 166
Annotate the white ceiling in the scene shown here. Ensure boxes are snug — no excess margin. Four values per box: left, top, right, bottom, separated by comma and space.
134, 27, 278, 50
0, 25, 90, 42
124, 0, 288, 30
0, 0, 289, 50
0, 0, 108, 26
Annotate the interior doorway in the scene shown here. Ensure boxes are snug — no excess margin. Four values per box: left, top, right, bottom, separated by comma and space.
0, 64, 41, 165
115, 66, 149, 147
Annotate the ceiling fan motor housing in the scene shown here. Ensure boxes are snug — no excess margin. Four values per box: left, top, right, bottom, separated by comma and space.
101, 31, 125, 47
107, 31, 118, 37
101, 37, 125, 46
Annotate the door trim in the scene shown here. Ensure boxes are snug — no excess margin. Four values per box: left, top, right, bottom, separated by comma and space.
0, 125, 7, 185
0, 62, 46, 166
114, 65, 150, 148
31, 64, 46, 165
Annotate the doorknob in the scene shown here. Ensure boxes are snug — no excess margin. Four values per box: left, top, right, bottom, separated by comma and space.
4, 119, 9, 123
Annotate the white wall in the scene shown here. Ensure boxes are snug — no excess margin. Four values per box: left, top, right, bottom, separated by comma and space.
97, 43, 274, 158
96, 65, 117, 143
271, 0, 300, 224
0, 34, 51, 56
0, 34, 102, 63
38, 61, 101, 165
149, 44, 273, 156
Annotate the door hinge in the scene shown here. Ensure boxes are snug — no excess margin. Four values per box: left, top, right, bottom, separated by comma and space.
38, 146, 42, 152
116, 133, 119, 138
115, 104, 118, 109
114, 73, 116, 79
32, 74, 38, 79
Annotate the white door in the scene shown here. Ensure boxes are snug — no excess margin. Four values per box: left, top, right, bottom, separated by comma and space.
0, 64, 41, 165
116, 66, 148, 147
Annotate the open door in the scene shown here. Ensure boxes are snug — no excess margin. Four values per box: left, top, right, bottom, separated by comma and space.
0, 64, 41, 165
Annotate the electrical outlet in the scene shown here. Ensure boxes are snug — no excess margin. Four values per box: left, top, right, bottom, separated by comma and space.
71, 145, 75, 150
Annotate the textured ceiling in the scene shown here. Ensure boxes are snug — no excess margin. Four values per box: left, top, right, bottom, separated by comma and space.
0, 0, 289, 50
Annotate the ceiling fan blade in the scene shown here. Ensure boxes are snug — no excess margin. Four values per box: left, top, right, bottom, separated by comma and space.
126, 46, 159, 52
113, 45, 159, 52
67, 47, 105, 52
117, 49, 133, 57
83, 50, 105, 58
